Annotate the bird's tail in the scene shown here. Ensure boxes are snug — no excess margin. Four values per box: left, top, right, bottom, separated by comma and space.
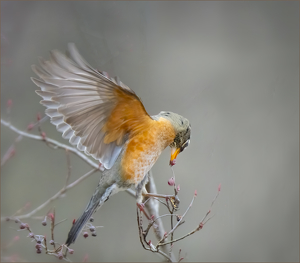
65, 183, 117, 246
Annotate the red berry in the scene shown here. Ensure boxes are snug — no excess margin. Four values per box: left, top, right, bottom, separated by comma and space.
218, 183, 221, 192
19, 223, 26, 229
35, 244, 41, 249
89, 226, 95, 232
36, 248, 42, 254
57, 252, 63, 260
27, 123, 34, 131
168, 177, 175, 186
41, 132, 46, 140
170, 159, 176, 166
48, 213, 54, 221
83, 232, 89, 238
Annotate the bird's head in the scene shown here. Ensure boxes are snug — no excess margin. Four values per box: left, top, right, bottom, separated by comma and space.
159, 111, 191, 166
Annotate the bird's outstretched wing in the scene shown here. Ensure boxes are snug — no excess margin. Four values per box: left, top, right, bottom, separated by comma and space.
31, 43, 153, 169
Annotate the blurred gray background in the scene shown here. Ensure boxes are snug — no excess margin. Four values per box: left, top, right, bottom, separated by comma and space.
1, 1, 299, 262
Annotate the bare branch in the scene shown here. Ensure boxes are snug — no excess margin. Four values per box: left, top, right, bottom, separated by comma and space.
158, 193, 196, 246
1, 119, 99, 170
1, 116, 49, 166
144, 172, 177, 262
1, 169, 98, 221
159, 188, 220, 247
64, 149, 72, 187
136, 205, 174, 262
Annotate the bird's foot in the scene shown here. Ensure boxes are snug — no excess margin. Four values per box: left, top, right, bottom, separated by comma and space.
136, 202, 145, 211
142, 192, 180, 210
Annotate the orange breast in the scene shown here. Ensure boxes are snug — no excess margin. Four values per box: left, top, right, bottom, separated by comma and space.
120, 117, 175, 185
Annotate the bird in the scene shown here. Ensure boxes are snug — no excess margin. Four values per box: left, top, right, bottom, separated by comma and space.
31, 43, 191, 246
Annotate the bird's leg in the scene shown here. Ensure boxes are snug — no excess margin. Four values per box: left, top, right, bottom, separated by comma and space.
136, 186, 146, 204
142, 193, 175, 199
136, 186, 152, 220
142, 192, 180, 210
138, 173, 175, 200
135, 174, 149, 204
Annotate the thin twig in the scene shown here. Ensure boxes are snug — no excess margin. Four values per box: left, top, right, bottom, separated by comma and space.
136, 206, 148, 250
65, 149, 71, 187
1, 116, 49, 166
1, 119, 99, 170
151, 197, 169, 209
54, 218, 68, 227
125, 188, 136, 198
51, 209, 56, 249
170, 206, 174, 245
157, 193, 196, 247
1, 169, 98, 221
136, 206, 173, 262
144, 214, 178, 237
144, 172, 176, 262
159, 189, 220, 247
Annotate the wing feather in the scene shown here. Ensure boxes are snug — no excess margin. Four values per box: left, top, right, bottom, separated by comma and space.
32, 43, 153, 169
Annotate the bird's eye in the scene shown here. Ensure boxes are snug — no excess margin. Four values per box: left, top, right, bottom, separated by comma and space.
180, 139, 190, 152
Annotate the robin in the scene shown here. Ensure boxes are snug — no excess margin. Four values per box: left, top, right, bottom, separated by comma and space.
31, 43, 191, 246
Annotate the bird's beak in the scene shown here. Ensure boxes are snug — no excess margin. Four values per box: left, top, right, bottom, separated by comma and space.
170, 147, 180, 166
